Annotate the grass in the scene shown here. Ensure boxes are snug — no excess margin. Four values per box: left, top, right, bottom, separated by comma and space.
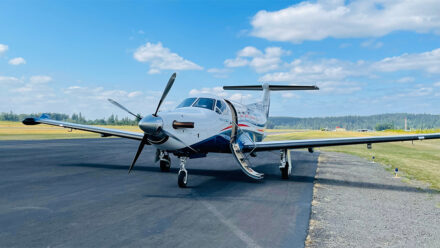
264, 129, 440, 191
1, 121, 439, 190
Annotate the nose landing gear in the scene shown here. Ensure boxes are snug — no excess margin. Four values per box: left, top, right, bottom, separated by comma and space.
177, 157, 188, 188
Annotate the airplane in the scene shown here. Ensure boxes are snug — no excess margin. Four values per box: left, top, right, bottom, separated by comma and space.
23, 73, 440, 187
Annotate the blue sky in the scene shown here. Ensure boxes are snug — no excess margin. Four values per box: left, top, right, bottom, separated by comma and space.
1, 0, 440, 119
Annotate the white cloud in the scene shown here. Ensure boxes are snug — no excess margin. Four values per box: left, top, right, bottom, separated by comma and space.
127, 91, 143, 98
251, 0, 440, 43
8, 57, 26, 65
189, 87, 228, 98
281, 92, 299, 99
0, 44, 8, 55
396, 77, 415, 83
373, 48, 440, 73
133, 42, 203, 74
224, 57, 249, 67
189, 86, 254, 103
207, 68, 231, 78
260, 58, 358, 83
225, 46, 290, 73
361, 39, 383, 49
238, 46, 263, 57
0, 76, 20, 85
407, 87, 433, 97
317, 81, 362, 94
30, 75, 52, 84
434, 81, 440, 87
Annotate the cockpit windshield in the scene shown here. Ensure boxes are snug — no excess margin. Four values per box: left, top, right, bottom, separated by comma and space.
176, 98, 197, 108
193, 98, 215, 110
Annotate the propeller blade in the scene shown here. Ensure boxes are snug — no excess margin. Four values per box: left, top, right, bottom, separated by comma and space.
108, 98, 142, 120
154, 72, 177, 116
128, 135, 149, 173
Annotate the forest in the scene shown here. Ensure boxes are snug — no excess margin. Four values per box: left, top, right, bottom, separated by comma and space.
2, 112, 440, 130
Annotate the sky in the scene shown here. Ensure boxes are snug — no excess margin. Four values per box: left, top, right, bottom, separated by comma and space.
1, 0, 440, 119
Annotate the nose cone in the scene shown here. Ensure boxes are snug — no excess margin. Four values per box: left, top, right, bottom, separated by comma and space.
139, 115, 163, 135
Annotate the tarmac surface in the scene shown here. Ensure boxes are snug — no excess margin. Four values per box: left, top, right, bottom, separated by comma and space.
0, 139, 319, 248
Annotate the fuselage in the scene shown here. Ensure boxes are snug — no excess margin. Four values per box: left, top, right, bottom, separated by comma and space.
138, 95, 267, 155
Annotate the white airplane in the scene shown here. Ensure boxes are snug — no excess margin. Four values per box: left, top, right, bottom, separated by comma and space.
23, 73, 440, 187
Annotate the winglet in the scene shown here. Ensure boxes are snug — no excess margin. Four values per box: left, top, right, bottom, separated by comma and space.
40, 113, 50, 119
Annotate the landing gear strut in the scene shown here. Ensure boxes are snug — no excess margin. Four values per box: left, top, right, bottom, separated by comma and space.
159, 151, 171, 172
177, 157, 188, 188
280, 149, 291, 179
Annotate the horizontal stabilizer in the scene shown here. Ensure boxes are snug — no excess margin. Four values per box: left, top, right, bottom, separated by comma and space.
223, 85, 319, 91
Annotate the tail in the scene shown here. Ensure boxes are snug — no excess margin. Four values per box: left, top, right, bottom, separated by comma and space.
223, 84, 319, 118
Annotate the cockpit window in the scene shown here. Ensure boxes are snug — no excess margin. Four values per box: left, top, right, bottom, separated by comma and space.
193, 98, 215, 110
176, 98, 197, 108
215, 100, 226, 114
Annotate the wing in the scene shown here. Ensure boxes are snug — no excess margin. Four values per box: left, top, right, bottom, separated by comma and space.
23, 114, 143, 140
244, 133, 440, 152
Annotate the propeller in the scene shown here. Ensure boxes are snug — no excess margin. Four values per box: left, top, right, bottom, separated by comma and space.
108, 98, 142, 121
127, 72, 177, 173
154, 72, 176, 116
129, 134, 150, 173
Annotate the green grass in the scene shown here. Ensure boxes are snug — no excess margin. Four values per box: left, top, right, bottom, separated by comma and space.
265, 130, 440, 191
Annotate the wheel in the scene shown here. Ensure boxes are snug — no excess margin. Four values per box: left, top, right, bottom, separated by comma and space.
160, 156, 171, 172
281, 162, 289, 179
178, 170, 188, 188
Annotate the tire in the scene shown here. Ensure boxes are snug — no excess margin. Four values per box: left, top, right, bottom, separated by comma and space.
281, 162, 289, 179
178, 170, 187, 188
160, 157, 171, 172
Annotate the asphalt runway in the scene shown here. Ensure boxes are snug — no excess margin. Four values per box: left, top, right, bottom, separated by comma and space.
0, 139, 319, 248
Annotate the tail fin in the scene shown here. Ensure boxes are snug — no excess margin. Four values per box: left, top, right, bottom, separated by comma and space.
223, 83, 319, 118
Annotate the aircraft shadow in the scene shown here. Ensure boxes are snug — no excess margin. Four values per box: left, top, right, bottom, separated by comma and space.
58, 162, 436, 194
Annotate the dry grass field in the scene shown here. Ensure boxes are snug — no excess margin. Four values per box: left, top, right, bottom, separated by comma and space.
1, 121, 439, 190
0, 121, 141, 140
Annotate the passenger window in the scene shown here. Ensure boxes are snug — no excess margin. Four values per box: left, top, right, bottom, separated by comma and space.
193, 98, 215, 110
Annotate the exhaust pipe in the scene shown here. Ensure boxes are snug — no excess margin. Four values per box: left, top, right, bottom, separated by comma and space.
173, 121, 194, 129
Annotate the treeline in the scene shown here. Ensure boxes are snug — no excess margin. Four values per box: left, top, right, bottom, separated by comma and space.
267, 113, 440, 130
3, 112, 440, 130
0, 112, 138, 126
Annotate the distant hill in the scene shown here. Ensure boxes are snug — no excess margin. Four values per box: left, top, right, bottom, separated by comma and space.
268, 113, 440, 130
2, 112, 440, 130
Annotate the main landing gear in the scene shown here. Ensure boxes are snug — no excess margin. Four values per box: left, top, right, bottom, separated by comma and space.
177, 157, 188, 188
280, 149, 291, 179
159, 151, 171, 172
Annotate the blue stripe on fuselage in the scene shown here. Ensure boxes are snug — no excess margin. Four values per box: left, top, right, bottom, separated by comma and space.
176, 129, 264, 154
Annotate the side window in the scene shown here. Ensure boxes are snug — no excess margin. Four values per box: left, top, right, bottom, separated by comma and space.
215, 100, 226, 114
